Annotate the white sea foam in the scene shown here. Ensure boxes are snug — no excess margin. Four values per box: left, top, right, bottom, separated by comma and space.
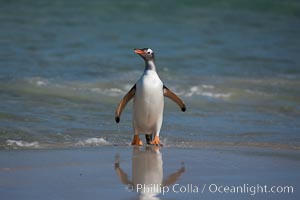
75, 137, 110, 147
26, 77, 49, 87
24, 77, 128, 97
36, 80, 47, 86
200, 92, 231, 98
108, 88, 123, 94
6, 140, 39, 148
201, 84, 215, 89
184, 85, 231, 99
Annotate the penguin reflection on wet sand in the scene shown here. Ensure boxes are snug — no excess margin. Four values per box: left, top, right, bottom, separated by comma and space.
115, 48, 186, 146
114, 147, 185, 200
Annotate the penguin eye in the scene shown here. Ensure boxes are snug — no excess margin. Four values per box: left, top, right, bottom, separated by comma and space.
147, 51, 151, 55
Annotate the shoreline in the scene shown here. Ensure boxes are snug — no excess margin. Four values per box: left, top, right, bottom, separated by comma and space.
2, 138, 300, 151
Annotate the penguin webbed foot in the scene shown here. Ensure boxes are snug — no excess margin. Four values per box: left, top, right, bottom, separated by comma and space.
150, 135, 163, 146
131, 135, 143, 146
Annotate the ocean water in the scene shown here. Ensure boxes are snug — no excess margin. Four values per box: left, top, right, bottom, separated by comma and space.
0, 0, 300, 150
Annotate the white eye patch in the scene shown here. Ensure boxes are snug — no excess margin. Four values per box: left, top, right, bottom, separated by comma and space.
146, 48, 153, 55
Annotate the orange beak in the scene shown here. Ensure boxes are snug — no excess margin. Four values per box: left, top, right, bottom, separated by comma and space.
134, 49, 144, 55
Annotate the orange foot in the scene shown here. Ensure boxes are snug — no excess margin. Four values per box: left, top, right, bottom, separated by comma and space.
131, 135, 143, 146
150, 135, 162, 146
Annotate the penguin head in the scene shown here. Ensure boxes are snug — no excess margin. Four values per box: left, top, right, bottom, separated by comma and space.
134, 48, 155, 61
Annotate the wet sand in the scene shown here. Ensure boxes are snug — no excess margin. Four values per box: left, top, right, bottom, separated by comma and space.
0, 146, 299, 200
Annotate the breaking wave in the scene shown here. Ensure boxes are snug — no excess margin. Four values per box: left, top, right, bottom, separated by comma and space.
75, 137, 110, 147
2, 77, 235, 100
182, 85, 232, 99
3, 138, 110, 149
6, 140, 39, 149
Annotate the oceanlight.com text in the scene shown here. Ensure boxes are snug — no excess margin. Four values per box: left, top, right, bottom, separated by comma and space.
207, 183, 294, 195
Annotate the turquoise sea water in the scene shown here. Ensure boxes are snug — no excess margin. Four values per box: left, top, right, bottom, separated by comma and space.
0, 0, 300, 149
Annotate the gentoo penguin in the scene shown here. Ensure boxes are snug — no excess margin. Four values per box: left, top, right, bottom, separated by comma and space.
115, 48, 186, 146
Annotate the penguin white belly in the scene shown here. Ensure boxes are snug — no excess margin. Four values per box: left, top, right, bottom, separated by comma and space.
133, 71, 164, 134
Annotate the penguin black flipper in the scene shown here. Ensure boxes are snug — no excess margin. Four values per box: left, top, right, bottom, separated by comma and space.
115, 84, 136, 123
163, 85, 186, 112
